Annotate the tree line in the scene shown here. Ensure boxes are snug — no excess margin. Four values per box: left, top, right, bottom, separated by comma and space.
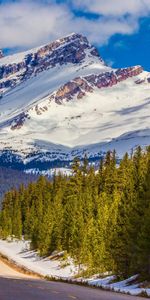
0, 167, 38, 205
0, 146, 150, 278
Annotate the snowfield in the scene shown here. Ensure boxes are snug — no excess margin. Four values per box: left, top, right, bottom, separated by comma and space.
0, 72, 150, 163
0, 49, 108, 121
0, 239, 150, 296
0, 33, 150, 168
20, 72, 150, 147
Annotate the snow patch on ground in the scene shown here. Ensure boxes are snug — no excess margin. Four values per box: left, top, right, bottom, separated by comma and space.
0, 239, 77, 278
25, 168, 72, 177
87, 275, 142, 296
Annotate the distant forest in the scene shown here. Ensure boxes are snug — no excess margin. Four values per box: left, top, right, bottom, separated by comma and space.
0, 147, 150, 278
0, 167, 38, 204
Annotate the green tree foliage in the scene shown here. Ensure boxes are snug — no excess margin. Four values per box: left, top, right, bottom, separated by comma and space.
0, 148, 150, 278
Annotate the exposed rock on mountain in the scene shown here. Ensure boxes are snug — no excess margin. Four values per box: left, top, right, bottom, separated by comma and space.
0, 33, 150, 171
50, 66, 143, 104
0, 34, 103, 95
0, 50, 4, 59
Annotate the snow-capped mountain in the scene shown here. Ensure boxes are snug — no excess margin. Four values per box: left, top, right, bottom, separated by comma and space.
0, 33, 150, 170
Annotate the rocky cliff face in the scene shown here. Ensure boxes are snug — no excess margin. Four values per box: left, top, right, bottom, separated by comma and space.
50, 66, 143, 104
9, 65, 143, 129
0, 50, 4, 59
0, 33, 103, 94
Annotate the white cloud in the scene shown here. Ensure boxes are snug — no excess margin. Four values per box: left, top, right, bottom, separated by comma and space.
0, 0, 149, 50
67, 15, 138, 46
0, 1, 72, 48
71, 0, 150, 17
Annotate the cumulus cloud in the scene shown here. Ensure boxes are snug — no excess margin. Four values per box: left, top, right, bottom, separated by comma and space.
71, 0, 150, 17
0, 0, 149, 50
0, 1, 72, 48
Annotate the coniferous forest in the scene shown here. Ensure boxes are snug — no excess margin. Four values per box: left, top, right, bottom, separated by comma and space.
0, 146, 150, 279
0, 167, 38, 205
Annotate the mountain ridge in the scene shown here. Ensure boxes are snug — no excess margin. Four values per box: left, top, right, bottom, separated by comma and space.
0, 33, 150, 171
0, 33, 103, 95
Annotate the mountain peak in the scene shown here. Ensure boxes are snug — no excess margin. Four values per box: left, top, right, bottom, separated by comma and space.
0, 33, 99, 67
0, 33, 104, 95
55, 32, 86, 43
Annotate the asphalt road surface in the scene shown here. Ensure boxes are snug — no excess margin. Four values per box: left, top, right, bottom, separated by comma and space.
0, 277, 146, 300
0, 259, 144, 300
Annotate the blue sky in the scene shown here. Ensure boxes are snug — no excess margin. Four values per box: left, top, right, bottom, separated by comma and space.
100, 17, 150, 70
0, 0, 150, 70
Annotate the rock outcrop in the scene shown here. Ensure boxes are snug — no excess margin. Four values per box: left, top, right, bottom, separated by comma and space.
0, 50, 4, 59
49, 65, 143, 104
10, 65, 143, 129
0, 33, 103, 94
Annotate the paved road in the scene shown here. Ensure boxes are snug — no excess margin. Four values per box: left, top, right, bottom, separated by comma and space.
0, 258, 144, 300
0, 277, 144, 300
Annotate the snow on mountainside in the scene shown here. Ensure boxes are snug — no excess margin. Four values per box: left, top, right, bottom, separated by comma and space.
0, 33, 150, 170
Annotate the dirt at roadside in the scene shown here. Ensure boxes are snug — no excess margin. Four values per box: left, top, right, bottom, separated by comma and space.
0, 255, 42, 279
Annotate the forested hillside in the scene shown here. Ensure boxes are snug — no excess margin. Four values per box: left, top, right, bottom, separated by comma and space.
0, 147, 150, 278
0, 167, 38, 204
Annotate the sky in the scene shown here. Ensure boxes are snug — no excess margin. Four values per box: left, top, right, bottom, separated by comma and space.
0, 0, 150, 70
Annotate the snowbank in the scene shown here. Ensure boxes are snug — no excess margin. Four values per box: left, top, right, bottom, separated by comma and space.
87, 275, 150, 296
0, 239, 77, 278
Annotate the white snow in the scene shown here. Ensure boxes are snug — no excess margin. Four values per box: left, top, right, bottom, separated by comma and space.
25, 168, 72, 177
86, 275, 150, 296
0, 50, 108, 121
0, 35, 150, 162
0, 47, 39, 66
0, 239, 77, 279
0, 70, 150, 161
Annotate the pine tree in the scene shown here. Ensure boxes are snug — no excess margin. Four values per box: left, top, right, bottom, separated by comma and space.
137, 203, 150, 277
136, 152, 150, 276
51, 189, 64, 252
111, 155, 136, 277
37, 204, 54, 256
12, 191, 22, 238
